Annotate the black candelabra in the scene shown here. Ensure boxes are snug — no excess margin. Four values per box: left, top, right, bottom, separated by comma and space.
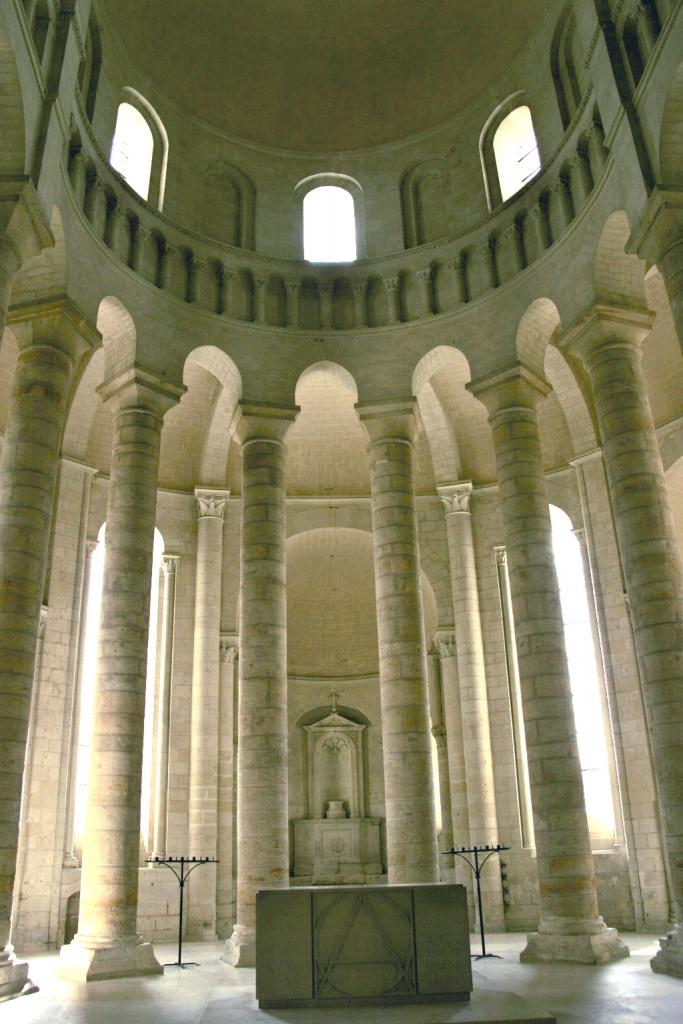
444, 844, 509, 959
147, 856, 219, 968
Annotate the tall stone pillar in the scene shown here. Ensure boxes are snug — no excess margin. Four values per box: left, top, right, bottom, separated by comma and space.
561, 307, 683, 977
426, 650, 454, 880
187, 488, 228, 939
471, 366, 628, 964
225, 403, 297, 968
438, 481, 504, 929
0, 298, 98, 999
357, 400, 439, 884
59, 368, 184, 982
216, 637, 237, 939
150, 554, 179, 861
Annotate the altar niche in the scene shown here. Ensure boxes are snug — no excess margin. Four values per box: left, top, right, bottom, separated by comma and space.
292, 704, 383, 884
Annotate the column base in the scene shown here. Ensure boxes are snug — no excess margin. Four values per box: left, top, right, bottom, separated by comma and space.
521, 916, 629, 965
222, 923, 255, 968
59, 935, 163, 981
0, 947, 38, 1002
651, 924, 683, 979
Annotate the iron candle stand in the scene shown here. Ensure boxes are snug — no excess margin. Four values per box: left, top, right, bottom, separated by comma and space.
146, 856, 219, 968
444, 843, 509, 959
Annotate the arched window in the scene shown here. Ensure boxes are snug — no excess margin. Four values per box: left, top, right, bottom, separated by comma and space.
550, 505, 617, 849
303, 185, 357, 262
73, 524, 164, 856
109, 90, 168, 209
492, 105, 542, 203
110, 102, 154, 201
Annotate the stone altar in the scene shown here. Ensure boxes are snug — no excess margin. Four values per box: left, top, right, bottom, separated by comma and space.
256, 883, 472, 1008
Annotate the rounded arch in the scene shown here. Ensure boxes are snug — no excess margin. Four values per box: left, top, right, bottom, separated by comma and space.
0, 24, 26, 176
113, 87, 168, 209
659, 59, 683, 185
400, 158, 453, 248
97, 295, 137, 380
288, 361, 367, 497
593, 210, 646, 305
515, 297, 561, 378
183, 345, 242, 486
294, 173, 365, 260
544, 344, 599, 456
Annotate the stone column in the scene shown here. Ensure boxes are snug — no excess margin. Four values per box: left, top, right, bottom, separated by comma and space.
285, 282, 300, 328
187, 488, 229, 939
561, 307, 683, 977
0, 298, 98, 999
426, 650, 454, 880
216, 637, 237, 939
438, 481, 505, 929
224, 402, 297, 968
150, 554, 179, 861
436, 636, 474, 917
470, 366, 628, 964
59, 368, 184, 982
357, 399, 439, 884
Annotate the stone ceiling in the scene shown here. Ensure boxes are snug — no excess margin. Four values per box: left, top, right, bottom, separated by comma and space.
101, 0, 550, 152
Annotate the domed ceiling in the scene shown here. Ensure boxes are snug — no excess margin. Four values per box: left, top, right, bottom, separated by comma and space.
101, 0, 550, 152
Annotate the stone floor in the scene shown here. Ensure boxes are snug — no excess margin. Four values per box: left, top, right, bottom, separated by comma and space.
2, 933, 682, 1023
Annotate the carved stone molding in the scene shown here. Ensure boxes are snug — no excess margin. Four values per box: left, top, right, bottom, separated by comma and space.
437, 481, 473, 515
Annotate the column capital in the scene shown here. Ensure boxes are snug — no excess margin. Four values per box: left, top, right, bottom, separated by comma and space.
220, 635, 239, 663
161, 553, 180, 575
435, 632, 457, 660
557, 303, 654, 365
437, 481, 473, 515
431, 724, 447, 748
7, 296, 101, 362
234, 400, 299, 445
97, 366, 186, 417
628, 186, 683, 264
195, 487, 229, 521
493, 544, 507, 567
468, 364, 550, 417
356, 397, 418, 445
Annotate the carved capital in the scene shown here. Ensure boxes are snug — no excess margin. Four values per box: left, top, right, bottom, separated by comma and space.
431, 724, 447, 748
384, 276, 399, 291
195, 487, 229, 520
437, 481, 473, 515
220, 637, 238, 663
162, 553, 180, 575
436, 635, 457, 660
494, 545, 507, 566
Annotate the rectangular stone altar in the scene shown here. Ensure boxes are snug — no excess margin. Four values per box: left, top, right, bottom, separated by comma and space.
255, 883, 472, 1008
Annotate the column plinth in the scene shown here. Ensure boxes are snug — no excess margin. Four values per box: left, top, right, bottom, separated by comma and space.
0, 298, 98, 997
224, 403, 297, 968
561, 306, 683, 978
59, 368, 184, 982
470, 367, 628, 965
357, 400, 439, 884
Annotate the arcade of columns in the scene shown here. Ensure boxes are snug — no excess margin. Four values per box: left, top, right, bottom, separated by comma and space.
0, 179, 682, 994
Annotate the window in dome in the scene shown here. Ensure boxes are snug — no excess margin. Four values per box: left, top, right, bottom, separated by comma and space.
492, 105, 541, 202
303, 185, 357, 262
110, 101, 154, 201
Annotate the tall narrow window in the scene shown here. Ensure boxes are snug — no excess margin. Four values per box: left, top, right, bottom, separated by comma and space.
493, 105, 541, 202
110, 101, 154, 201
303, 185, 356, 262
550, 505, 617, 849
73, 525, 164, 854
